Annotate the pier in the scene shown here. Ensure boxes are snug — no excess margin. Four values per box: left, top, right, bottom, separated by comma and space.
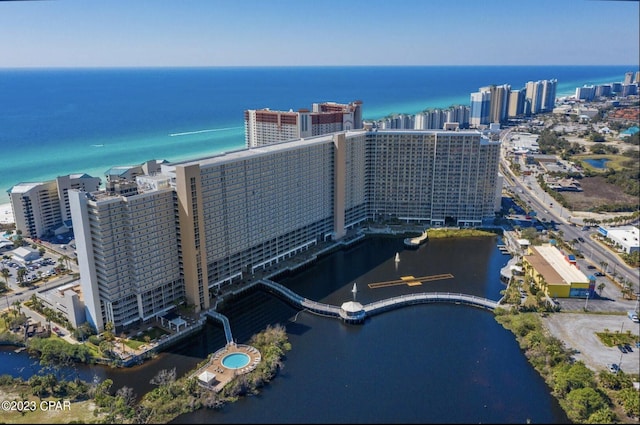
233, 278, 501, 324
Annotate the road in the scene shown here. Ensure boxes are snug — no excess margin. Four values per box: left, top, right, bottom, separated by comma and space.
499, 127, 639, 299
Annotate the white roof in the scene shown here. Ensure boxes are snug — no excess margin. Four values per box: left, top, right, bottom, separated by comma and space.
11, 246, 39, 258
341, 301, 363, 313
170, 317, 187, 327
535, 245, 589, 284
10, 182, 44, 194
198, 371, 216, 383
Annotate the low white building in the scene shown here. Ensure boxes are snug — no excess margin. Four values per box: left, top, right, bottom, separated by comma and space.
10, 246, 40, 263
598, 226, 640, 254
37, 282, 86, 329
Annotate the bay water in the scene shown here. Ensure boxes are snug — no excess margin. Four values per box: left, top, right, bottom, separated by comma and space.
0, 236, 570, 423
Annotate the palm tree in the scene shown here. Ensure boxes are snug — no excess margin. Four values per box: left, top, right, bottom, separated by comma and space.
599, 261, 608, 274
16, 268, 27, 286
621, 280, 633, 300
1, 267, 9, 287
597, 282, 605, 296
61, 254, 71, 270
12, 300, 22, 316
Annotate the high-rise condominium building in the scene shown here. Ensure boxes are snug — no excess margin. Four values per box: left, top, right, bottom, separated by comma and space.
470, 90, 492, 127
244, 100, 363, 148
525, 79, 557, 115
508, 89, 525, 118
69, 175, 184, 331
69, 129, 500, 330
623, 71, 634, 85
486, 84, 510, 124
9, 174, 101, 238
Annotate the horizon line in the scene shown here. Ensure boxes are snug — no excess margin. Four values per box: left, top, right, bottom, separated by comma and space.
0, 64, 638, 71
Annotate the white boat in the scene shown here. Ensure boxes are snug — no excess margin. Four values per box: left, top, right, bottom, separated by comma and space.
395, 252, 400, 262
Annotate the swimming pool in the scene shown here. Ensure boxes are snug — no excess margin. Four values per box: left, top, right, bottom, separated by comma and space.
222, 352, 250, 369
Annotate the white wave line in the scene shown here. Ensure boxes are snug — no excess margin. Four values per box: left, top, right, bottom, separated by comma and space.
169, 126, 242, 137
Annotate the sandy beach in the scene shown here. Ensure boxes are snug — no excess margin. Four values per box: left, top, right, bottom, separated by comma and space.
0, 203, 15, 225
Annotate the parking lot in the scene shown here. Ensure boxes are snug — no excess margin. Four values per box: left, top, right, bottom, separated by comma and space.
542, 312, 640, 375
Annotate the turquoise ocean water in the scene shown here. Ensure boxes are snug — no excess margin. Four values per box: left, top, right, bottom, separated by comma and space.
0, 65, 636, 205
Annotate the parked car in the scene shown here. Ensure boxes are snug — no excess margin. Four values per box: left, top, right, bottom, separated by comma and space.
594, 272, 605, 277
608, 363, 619, 373
617, 344, 627, 354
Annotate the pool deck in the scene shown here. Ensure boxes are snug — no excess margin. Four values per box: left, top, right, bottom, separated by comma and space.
197, 342, 262, 392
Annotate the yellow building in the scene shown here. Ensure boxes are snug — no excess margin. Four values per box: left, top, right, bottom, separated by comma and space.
522, 244, 593, 298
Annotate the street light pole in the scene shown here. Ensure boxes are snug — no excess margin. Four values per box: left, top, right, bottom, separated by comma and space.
584, 291, 590, 311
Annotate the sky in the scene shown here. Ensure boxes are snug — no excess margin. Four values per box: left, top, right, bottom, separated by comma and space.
0, 0, 639, 68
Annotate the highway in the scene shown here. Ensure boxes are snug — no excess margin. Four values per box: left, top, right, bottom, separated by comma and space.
499, 128, 639, 301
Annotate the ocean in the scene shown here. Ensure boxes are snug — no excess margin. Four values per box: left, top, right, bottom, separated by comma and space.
0, 65, 636, 205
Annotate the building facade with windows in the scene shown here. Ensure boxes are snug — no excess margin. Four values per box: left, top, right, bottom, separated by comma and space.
9, 174, 101, 238
70, 129, 500, 330
244, 101, 363, 148
69, 175, 184, 331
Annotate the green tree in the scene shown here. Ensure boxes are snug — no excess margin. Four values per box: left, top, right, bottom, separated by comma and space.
103, 321, 115, 342
617, 387, 640, 417
597, 282, 605, 296
552, 361, 595, 397
586, 408, 617, 424
12, 300, 22, 316
563, 387, 609, 422
16, 267, 27, 286
1, 267, 10, 287
60, 254, 71, 270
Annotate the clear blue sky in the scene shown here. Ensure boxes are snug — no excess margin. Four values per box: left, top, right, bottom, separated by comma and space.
1, 0, 638, 68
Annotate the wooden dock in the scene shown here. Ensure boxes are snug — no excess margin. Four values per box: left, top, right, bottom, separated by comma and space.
367, 273, 454, 289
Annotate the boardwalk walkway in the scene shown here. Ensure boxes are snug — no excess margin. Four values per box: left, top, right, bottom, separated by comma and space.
253, 278, 500, 322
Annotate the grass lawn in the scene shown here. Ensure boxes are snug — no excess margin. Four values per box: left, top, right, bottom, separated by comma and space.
130, 326, 169, 343
0, 391, 105, 424
124, 338, 145, 350
596, 330, 639, 347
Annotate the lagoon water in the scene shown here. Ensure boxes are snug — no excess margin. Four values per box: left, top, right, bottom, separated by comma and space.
1, 236, 569, 423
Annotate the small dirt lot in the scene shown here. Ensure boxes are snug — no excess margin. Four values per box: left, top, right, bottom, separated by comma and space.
542, 313, 640, 375
561, 176, 638, 211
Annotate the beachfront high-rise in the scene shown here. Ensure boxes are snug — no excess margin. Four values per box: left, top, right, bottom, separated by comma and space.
244, 101, 363, 147
69, 128, 500, 330
525, 79, 557, 115
9, 174, 101, 238
470, 90, 491, 127
69, 175, 184, 331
